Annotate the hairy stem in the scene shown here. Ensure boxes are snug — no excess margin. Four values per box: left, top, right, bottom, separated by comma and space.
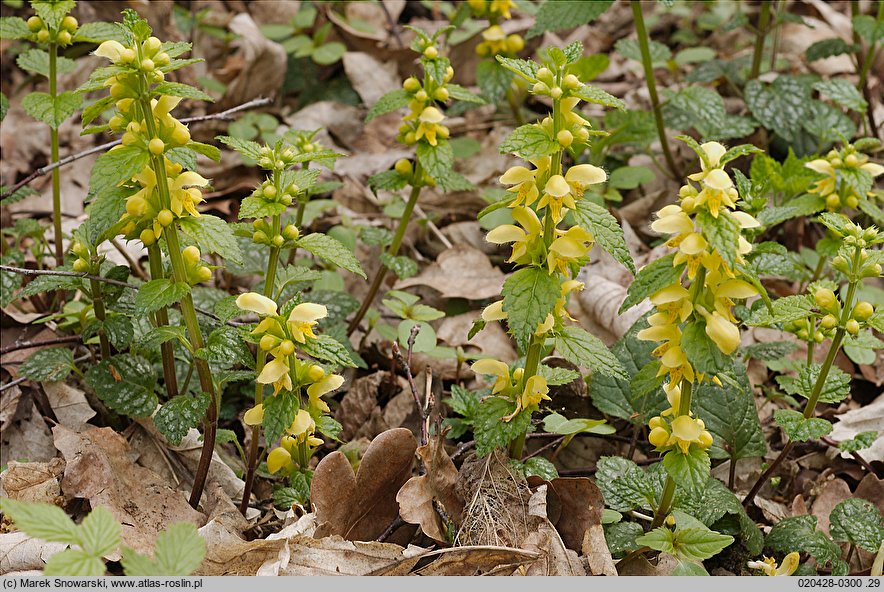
854, 0, 883, 138
631, 1, 681, 180
750, 1, 772, 80
651, 379, 693, 528
347, 166, 423, 336
239, 209, 281, 516
148, 244, 179, 399
88, 278, 111, 359
48, 43, 64, 267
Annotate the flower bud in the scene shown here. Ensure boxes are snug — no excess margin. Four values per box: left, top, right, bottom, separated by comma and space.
536, 67, 553, 84
267, 447, 291, 474
549, 86, 563, 99
195, 267, 212, 283
182, 246, 201, 265
308, 364, 325, 382
27, 16, 43, 32
844, 153, 858, 168
444, 66, 454, 82
845, 195, 858, 209
279, 194, 293, 206
282, 225, 299, 240
576, 127, 589, 142
264, 185, 278, 199
57, 31, 71, 45
433, 87, 449, 102
260, 334, 279, 351
110, 83, 130, 99
649, 427, 669, 448
278, 340, 295, 356
126, 196, 147, 217
557, 130, 573, 147
148, 138, 165, 155
140, 228, 156, 246
171, 125, 190, 146
506, 34, 524, 53
157, 209, 174, 227
825, 194, 841, 210
423, 46, 438, 59
153, 52, 170, 67
831, 157, 842, 167
532, 82, 548, 95
563, 74, 580, 89
73, 258, 89, 273
415, 89, 428, 102
271, 234, 285, 248
143, 37, 162, 56
852, 301, 874, 321
395, 159, 413, 177
845, 319, 860, 335
116, 98, 134, 113
649, 416, 665, 430
252, 230, 268, 244
698, 431, 713, 448
820, 314, 838, 330
108, 115, 126, 131
403, 77, 421, 93
814, 288, 837, 310
863, 263, 882, 278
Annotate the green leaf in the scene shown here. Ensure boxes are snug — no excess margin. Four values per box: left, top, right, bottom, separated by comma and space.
680, 320, 732, 376
615, 37, 672, 66
496, 56, 539, 82
741, 340, 797, 361
135, 279, 190, 316
273, 478, 310, 509
746, 294, 814, 326
22, 91, 82, 129
528, 0, 613, 39
0, 499, 80, 545
853, 14, 884, 44
238, 194, 287, 220
523, 457, 558, 480
538, 364, 580, 386
216, 135, 265, 161
154, 393, 211, 446
89, 146, 150, 200
135, 326, 189, 354
838, 431, 877, 453
178, 214, 243, 265
381, 253, 418, 279
365, 89, 411, 122
555, 325, 627, 380
542, 412, 614, 436
605, 521, 643, 555
368, 170, 408, 192
814, 78, 867, 112
595, 456, 658, 512
0, 16, 31, 39
446, 84, 486, 104
499, 124, 558, 159
32, 0, 75, 30
19, 347, 74, 382
416, 139, 454, 181
297, 233, 366, 278
694, 370, 766, 460
17, 49, 76, 78
668, 526, 734, 562
187, 141, 221, 162
620, 253, 684, 313
44, 550, 106, 576
696, 209, 740, 270
274, 265, 322, 294
766, 515, 841, 568
636, 527, 676, 555
312, 41, 346, 65
122, 523, 205, 576
663, 86, 754, 140
745, 76, 814, 142
197, 326, 254, 369
571, 84, 626, 111
476, 60, 514, 102
473, 397, 533, 457
301, 334, 358, 368
774, 409, 832, 442
829, 498, 884, 553
85, 355, 158, 418
608, 165, 654, 190
806, 38, 857, 61
79, 506, 121, 558
74, 21, 128, 43
776, 363, 851, 404
501, 267, 560, 351
662, 447, 711, 494
674, 477, 761, 554
573, 201, 635, 274
262, 390, 299, 445
152, 82, 214, 102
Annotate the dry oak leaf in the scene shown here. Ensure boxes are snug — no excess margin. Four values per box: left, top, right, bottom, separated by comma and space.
395, 245, 506, 301
42, 382, 95, 427
397, 434, 464, 543
52, 425, 206, 556
311, 428, 417, 542
1, 459, 64, 506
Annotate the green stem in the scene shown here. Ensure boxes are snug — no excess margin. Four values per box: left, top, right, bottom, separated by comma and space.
148, 244, 179, 399
139, 96, 217, 509
49, 43, 63, 267
855, 0, 883, 138
750, 1, 772, 80
631, 1, 681, 181
651, 379, 693, 528
88, 277, 111, 360
347, 167, 423, 336
239, 211, 281, 516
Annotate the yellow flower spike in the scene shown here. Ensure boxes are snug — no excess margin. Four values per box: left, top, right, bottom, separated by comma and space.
564, 164, 606, 197
243, 404, 265, 425
267, 446, 292, 474
287, 303, 328, 343
520, 375, 550, 409
482, 300, 507, 322
471, 358, 512, 394
236, 292, 278, 316
307, 374, 345, 413
669, 415, 703, 453
703, 310, 741, 355
288, 409, 315, 438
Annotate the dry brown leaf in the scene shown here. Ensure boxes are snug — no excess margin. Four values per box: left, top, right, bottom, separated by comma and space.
522, 485, 586, 576
197, 519, 285, 576
42, 382, 95, 427
0, 532, 67, 574
855, 474, 884, 515
410, 546, 540, 576
830, 395, 884, 463
275, 535, 422, 576
582, 525, 618, 576
532, 477, 605, 552
397, 435, 463, 542
811, 478, 853, 536
220, 14, 287, 108
335, 371, 410, 440
343, 52, 401, 106
1, 400, 55, 468
312, 428, 417, 542
395, 245, 506, 300
53, 425, 206, 555
1, 459, 64, 505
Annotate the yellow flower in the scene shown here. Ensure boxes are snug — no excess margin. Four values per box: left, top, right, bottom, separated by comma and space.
486, 206, 542, 263
307, 374, 345, 413
243, 404, 264, 425
666, 415, 710, 454
236, 292, 278, 316
563, 164, 606, 198
257, 357, 293, 394
702, 309, 741, 355
288, 409, 315, 438
478, 25, 508, 55
538, 175, 574, 223
520, 375, 550, 409
806, 159, 836, 198
748, 552, 800, 576
167, 170, 208, 217
287, 303, 327, 343
267, 446, 292, 474
95, 40, 126, 63
500, 156, 549, 208
472, 358, 512, 394
415, 106, 446, 146
482, 300, 507, 322
489, 0, 514, 19
650, 284, 693, 323
547, 226, 593, 276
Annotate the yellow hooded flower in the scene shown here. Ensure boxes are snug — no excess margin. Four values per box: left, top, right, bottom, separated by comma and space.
95, 40, 126, 63
520, 375, 550, 409
538, 174, 575, 223
500, 156, 549, 208
288, 409, 315, 438
167, 170, 208, 218
547, 226, 593, 276
563, 164, 606, 198
257, 357, 293, 394
667, 415, 708, 454
307, 374, 345, 413
748, 552, 800, 576
267, 446, 292, 474
415, 107, 446, 146
243, 404, 264, 425
486, 206, 542, 263
482, 300, 507, 322
236, 292, 278, 316
703, 310, 741, 355
287, 303, 327, 343
472, 358, 512, 394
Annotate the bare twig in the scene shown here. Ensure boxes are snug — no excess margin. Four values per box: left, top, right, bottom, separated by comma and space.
0, 335, 80, 355
0, 97, 272, 200
111, 237, 148, 281
821, 436, 879, 476
391, 323, 429, 446
1, 353, 90, 392
377, 516, 405, 542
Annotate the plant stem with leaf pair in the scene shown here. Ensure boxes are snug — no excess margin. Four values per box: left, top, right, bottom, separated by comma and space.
239, 193, 283, 516
347, 162, 424, 336
48, 42, 64, 267
853, 0, 883, 138
743, 246, 863, 508
87, 277, 111, 360
631, 1, 681, 181
147, 244, 179, 399
749, 1, 773, 80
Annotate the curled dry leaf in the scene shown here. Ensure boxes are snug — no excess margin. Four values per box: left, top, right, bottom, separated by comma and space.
522, 485, 586, 576
312, 428, 417, 542
1, 400, 55, 468
0, 532, 67, 575
396, 434, 464, 543
1, 459, 64, 506
811, 478, 853, 536
42, 382, 95, 427
343, 52, 401, 107
52, 425, 206, 556
220, 14, 287, 108
395, 245, 506, 301
335, 371, 411, 441
830, 395, 884, 463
